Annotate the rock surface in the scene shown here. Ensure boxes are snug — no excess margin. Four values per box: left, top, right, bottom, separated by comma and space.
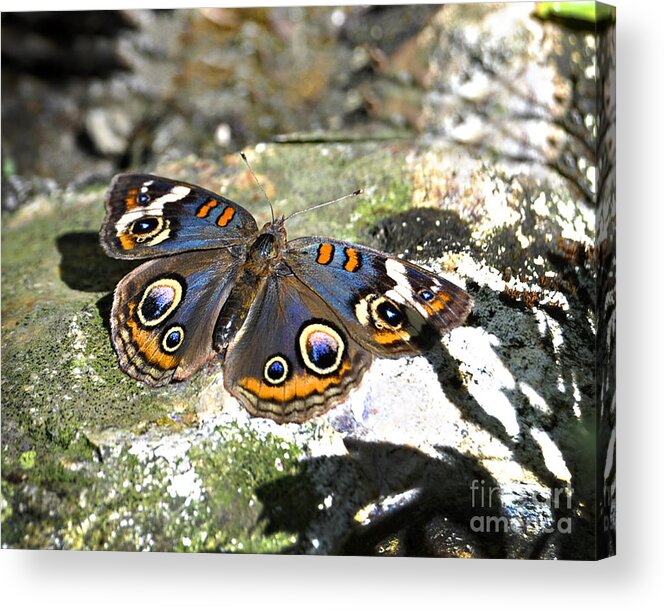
1, 4, 613, 558
2, 140, 597, 557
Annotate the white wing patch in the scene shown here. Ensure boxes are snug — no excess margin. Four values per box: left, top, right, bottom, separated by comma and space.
115, 185, 191, 234
385, 259, 430, 317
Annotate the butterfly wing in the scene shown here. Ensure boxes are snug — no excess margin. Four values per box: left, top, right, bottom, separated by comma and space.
222, 273, 373, 423
111, 249, 240, 385
284, 237, 473, 356
101, 173, 258, 259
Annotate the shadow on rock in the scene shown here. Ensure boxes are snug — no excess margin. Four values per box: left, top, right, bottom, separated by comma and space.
428, 282, 597, 560
255, 438, 507, 557
56, 230, 140, 331
426, 338, 516, 449
56, 231, 139, 293
364, 208, 471, 257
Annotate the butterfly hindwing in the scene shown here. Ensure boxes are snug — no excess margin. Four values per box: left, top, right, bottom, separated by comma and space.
284, 237, 474, 356
101, 173, 258, 259
222, 273, 373, 423
111, 249, 240, 386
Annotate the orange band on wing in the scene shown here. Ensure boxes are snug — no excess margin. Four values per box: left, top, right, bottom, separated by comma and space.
343, 248, 361, 272
373, 327, 412, 345
316, 243, 335, 265
239, 361, 352, 403
217, 206, 235, 227
427, 292, 451, 313
119, 234, 138, 250
196, 199, 219, 218
124, 188, 140, 210
125, 303, 180, 370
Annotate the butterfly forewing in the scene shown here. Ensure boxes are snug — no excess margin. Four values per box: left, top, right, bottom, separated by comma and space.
101, 173, 258, 259
284, 237, 474, 357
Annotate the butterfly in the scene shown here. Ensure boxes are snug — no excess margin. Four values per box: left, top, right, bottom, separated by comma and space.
100, 172, 474, 424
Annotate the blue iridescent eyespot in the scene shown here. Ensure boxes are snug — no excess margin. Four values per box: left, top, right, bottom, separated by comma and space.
419, 289, 434, 301
298, 322, 345, 376
141, 286, 175, 321
161, 325, 184, 353
307, 333, 338, 369
165, 329, 181, 349
264, 355, 289, 385
137, 278, 184, 327
268, 360, 284, 377
137, 192, 150, 205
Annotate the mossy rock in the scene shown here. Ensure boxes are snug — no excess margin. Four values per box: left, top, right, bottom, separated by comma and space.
2, 140, 598, 557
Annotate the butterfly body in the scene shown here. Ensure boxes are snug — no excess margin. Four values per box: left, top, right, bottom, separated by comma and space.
101, 173, 473, 423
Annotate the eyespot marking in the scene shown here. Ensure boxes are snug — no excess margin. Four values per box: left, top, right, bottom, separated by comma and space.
196, 199, 219, 218
298, 322, 345, 376
343, 248, 362, 272
419, 289, 435, 301
264, 355, 290, 385
119, 216, 170, 249
217, 206, 235, 227
130, 216, 163, 242
162, 326, 185, 353
115, 185, 190, 236
366, 295, 405, 330
132, 217, 160, 234
137, 278, 184, 327
316, 243, 335, 265
372, 297, 404, 329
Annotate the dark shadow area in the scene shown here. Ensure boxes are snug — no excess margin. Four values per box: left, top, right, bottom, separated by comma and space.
56, 231, 140, 332
426, 338, 515, 449
1, 11, 134, 80
365, 207, 471, 258
256, 439, 507, 557
56, 231, 138, 293
342, 442, 507, 557
95, 293, 115, 335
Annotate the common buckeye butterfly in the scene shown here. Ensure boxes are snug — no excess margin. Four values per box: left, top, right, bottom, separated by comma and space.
100, 171, 473, 423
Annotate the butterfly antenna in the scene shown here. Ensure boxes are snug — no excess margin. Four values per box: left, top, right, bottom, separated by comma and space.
284, 188, 364, 222
240, 151, 275, 223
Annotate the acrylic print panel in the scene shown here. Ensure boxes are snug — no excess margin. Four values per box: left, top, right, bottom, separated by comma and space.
1, 2, 615, 559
